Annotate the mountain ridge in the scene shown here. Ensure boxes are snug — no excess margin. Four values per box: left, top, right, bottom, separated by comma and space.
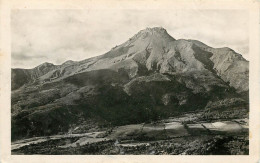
11, 27, 249, 140
12, 27, 249, 92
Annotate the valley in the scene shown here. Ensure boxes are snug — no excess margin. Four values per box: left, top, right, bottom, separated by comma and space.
12, 113, 249, 155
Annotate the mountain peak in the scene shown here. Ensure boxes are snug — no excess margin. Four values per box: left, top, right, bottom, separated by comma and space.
36, 62, 54, 68
142, 27, 167, 33
137, 27, 168, 36
62, 60, 75, 66
129, 27, 175, 43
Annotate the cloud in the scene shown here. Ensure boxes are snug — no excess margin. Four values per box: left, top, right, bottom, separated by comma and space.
11, 9, 249, 68
12, 53, 47, 60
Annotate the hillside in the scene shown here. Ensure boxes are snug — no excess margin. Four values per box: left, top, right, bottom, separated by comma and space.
11, 27, 249, 141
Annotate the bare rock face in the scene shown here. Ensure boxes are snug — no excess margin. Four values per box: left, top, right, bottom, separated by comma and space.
11, 27, 249, 140
190, 40, 249, 92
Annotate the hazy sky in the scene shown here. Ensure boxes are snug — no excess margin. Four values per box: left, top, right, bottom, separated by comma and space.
11, 9, 249, 69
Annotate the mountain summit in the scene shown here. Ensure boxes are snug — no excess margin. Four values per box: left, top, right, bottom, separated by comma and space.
12, 27, 248, 91
11, 27, 249, 140
131, 27, 175, 41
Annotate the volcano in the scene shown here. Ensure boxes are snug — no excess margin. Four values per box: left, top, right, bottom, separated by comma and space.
11, 27, 249, 141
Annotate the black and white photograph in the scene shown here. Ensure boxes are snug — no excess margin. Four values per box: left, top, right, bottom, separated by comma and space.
9, 8, 250, 155
0, 1, 259, 162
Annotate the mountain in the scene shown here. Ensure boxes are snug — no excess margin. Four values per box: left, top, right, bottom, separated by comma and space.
11, 27, 249, 140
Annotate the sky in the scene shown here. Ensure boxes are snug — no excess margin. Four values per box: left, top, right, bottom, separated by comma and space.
11, 9, 249, 69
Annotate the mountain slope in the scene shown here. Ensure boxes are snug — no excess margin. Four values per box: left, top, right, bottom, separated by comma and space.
11, 27, 249, 140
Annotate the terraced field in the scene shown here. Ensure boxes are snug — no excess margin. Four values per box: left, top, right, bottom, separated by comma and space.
11, 114, 248, 155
